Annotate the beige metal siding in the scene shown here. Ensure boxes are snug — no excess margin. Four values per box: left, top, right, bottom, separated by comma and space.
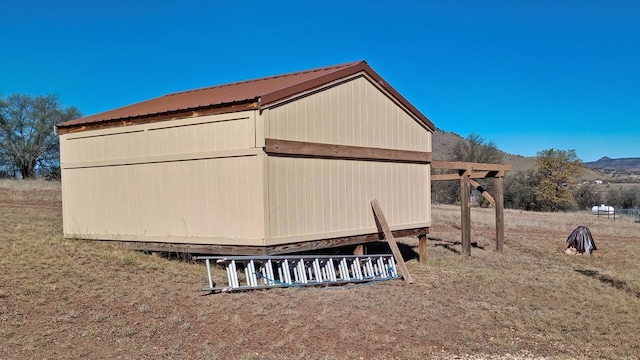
60, 112, 267, 245
264, 75, 430, 152
61, 112, 256, 164
261, 75, 432, 245
148, 116, 254, 156
265, 156, 430, 245
59, 77, 433, 249
62, 154, 265, 245
63, 130, 147, 164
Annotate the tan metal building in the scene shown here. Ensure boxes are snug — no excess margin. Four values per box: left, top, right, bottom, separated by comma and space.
56, 61, 435, 255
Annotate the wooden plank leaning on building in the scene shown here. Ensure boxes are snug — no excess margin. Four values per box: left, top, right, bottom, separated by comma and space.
370, 199, 414, 284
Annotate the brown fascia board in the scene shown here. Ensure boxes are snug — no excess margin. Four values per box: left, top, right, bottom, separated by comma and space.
260, 61, 435, 131
367, 68, 435, 131
258, 61, 370, 105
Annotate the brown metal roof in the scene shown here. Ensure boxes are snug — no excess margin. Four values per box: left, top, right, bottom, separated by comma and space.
57, 61, 434, 131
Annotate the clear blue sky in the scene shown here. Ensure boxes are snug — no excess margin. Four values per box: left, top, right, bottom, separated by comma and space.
2, 0, 638, 162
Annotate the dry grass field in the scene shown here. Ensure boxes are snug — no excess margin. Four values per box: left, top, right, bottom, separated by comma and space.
1, 179, 639, 359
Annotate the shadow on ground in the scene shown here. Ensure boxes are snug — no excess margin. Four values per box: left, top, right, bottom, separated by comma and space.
296, 241, 419, 262
428, 236, 485, 255
575, 268, 640, 298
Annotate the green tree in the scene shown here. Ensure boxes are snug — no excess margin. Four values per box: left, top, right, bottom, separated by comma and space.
0, 94, 81, 178
533, 149, 584, 211
605, 186, 640, 209
573, 183, 601, 210
504, 169, 541, 211
432, 133, 503, 205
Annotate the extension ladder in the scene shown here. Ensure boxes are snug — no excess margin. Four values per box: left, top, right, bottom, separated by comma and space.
195, 254, 399, 293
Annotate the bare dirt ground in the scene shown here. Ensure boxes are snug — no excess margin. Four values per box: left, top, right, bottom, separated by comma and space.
1, 180, 639, 359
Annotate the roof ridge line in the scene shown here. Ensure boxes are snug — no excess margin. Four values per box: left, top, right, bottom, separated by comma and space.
164, 61, 365, 97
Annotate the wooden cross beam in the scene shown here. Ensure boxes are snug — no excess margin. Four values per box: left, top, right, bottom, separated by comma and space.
431, 160, 509, 256
469, 179, 495, 206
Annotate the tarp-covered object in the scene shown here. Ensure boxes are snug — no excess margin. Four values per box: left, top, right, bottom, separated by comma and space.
566, 226, 597, 254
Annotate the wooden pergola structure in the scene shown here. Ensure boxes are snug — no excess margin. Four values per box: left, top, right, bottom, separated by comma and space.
430, 160, 511, 256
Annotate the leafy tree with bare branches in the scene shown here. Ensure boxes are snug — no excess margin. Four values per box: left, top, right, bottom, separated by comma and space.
534, 148, 584, 211
450, 133, 502, 164
432, 133, 503, 205
0, 94, 81, 178
504, 168, 541, 211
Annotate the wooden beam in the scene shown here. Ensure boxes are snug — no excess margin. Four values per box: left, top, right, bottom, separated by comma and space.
432, 160, 470, 170
469, 179, 496, 206
265, 227, 428, 255
370, 199, 414, 283
470, 163, 511, 171
460, 169, 472, 256
106, 227, 430, 256
431, 173, 462, 181
432, 171, 500, 181
495, 176, 505, 253
432, 160, 511, 172
265, 138, 432, 164
418, 234, 427, 265
109, 240, 269, 256
469, 171, 496, 179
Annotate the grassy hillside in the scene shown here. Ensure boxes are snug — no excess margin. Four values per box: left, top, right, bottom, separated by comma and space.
1, 180, 639, 359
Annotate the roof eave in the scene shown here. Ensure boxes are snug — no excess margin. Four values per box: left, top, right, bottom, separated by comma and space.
56, 99, 260, 135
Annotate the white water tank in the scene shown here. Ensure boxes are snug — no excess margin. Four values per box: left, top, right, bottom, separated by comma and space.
591, 204, 614, 215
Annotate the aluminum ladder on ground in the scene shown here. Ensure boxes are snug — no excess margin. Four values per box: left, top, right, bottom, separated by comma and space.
194, 254, 399, 293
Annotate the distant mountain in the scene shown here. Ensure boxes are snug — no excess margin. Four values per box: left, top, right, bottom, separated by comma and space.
584, 157, 640, 174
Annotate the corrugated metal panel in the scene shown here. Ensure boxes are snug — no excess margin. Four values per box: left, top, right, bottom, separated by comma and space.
60, 112, 267, 246
58, 64, 434, 249
265, 156, 430, 245
56, 61, 434, 132
61, 113, 255, 165
147, 115, 253, 156
62, 154, 266, 245
265, 76, 431, 152
63, 130, 147, 164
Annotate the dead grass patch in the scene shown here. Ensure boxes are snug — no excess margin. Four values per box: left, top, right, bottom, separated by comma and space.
1, 180, 639, 359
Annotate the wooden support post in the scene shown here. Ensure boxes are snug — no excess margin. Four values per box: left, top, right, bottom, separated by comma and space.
432, 161, 510, 256
353, 244, 364, 256
495, 176, 505, 253
460, 169, 471, 256
370, 199, 414, 283
418, 234, 427, 265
